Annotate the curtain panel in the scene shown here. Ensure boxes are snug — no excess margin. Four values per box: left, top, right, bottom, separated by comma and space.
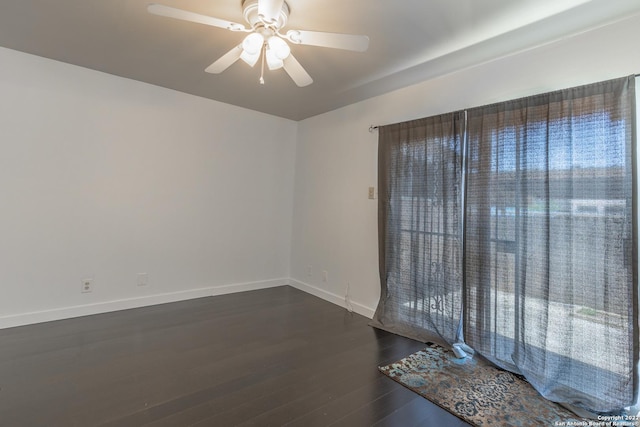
371, 112, 466, 346
465, 76, 637, 413
371, 75, 637, 414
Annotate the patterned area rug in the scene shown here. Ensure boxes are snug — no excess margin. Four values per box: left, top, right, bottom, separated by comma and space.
379, 343, 586, 427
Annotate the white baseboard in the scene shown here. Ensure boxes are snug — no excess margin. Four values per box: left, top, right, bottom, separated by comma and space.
0, 278, 376, 329
288, 279, 376, 319
0, 278, 289, 330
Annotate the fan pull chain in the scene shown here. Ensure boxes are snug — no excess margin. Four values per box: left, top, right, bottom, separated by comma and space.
259, 44, 266, 85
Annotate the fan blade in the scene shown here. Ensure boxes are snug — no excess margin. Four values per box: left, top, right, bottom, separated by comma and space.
148, 4, 247, 32
205, 45, 243, 74
285, 30, 369, 52
283, 54, 313, 87
258, 0, 285, 24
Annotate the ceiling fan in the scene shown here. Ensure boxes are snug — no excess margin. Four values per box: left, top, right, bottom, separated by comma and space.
148, 0, 369, 87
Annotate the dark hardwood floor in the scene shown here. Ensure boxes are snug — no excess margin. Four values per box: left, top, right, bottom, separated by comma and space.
0, 286, 471, 426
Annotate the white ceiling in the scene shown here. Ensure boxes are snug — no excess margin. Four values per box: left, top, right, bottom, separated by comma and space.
0, 0, 639, 121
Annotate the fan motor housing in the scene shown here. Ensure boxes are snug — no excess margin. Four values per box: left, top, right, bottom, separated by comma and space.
242, 0, 289, 29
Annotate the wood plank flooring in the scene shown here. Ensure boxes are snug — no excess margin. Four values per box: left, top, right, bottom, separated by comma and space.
0, 286, 471, 426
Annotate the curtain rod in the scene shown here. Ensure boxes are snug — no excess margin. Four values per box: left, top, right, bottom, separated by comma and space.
369, 74, 640, 133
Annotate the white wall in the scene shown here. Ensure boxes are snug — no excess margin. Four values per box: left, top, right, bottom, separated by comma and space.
0, 47, 297, 327
290, 13, 640, 318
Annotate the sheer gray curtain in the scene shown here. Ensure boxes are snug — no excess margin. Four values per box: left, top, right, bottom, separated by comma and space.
370, 113, 465, 345
372, 76, 637, 414
464, 76, 637, 413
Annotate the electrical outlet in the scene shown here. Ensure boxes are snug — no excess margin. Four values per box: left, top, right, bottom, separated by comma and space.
137, 273, 149, 287
81, 278, 93, 293
322, 270, 328, 282
307, 265, 313, 277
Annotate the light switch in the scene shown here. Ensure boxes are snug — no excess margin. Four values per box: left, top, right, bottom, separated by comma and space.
368, 187, 375, 199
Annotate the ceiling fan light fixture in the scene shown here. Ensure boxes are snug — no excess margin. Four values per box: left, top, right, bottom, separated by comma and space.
268, 36, 290, 60
148, 0, 368, 87
266, 48, 284, 70
242, 32, 264, 55
240, 49, 261, 67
